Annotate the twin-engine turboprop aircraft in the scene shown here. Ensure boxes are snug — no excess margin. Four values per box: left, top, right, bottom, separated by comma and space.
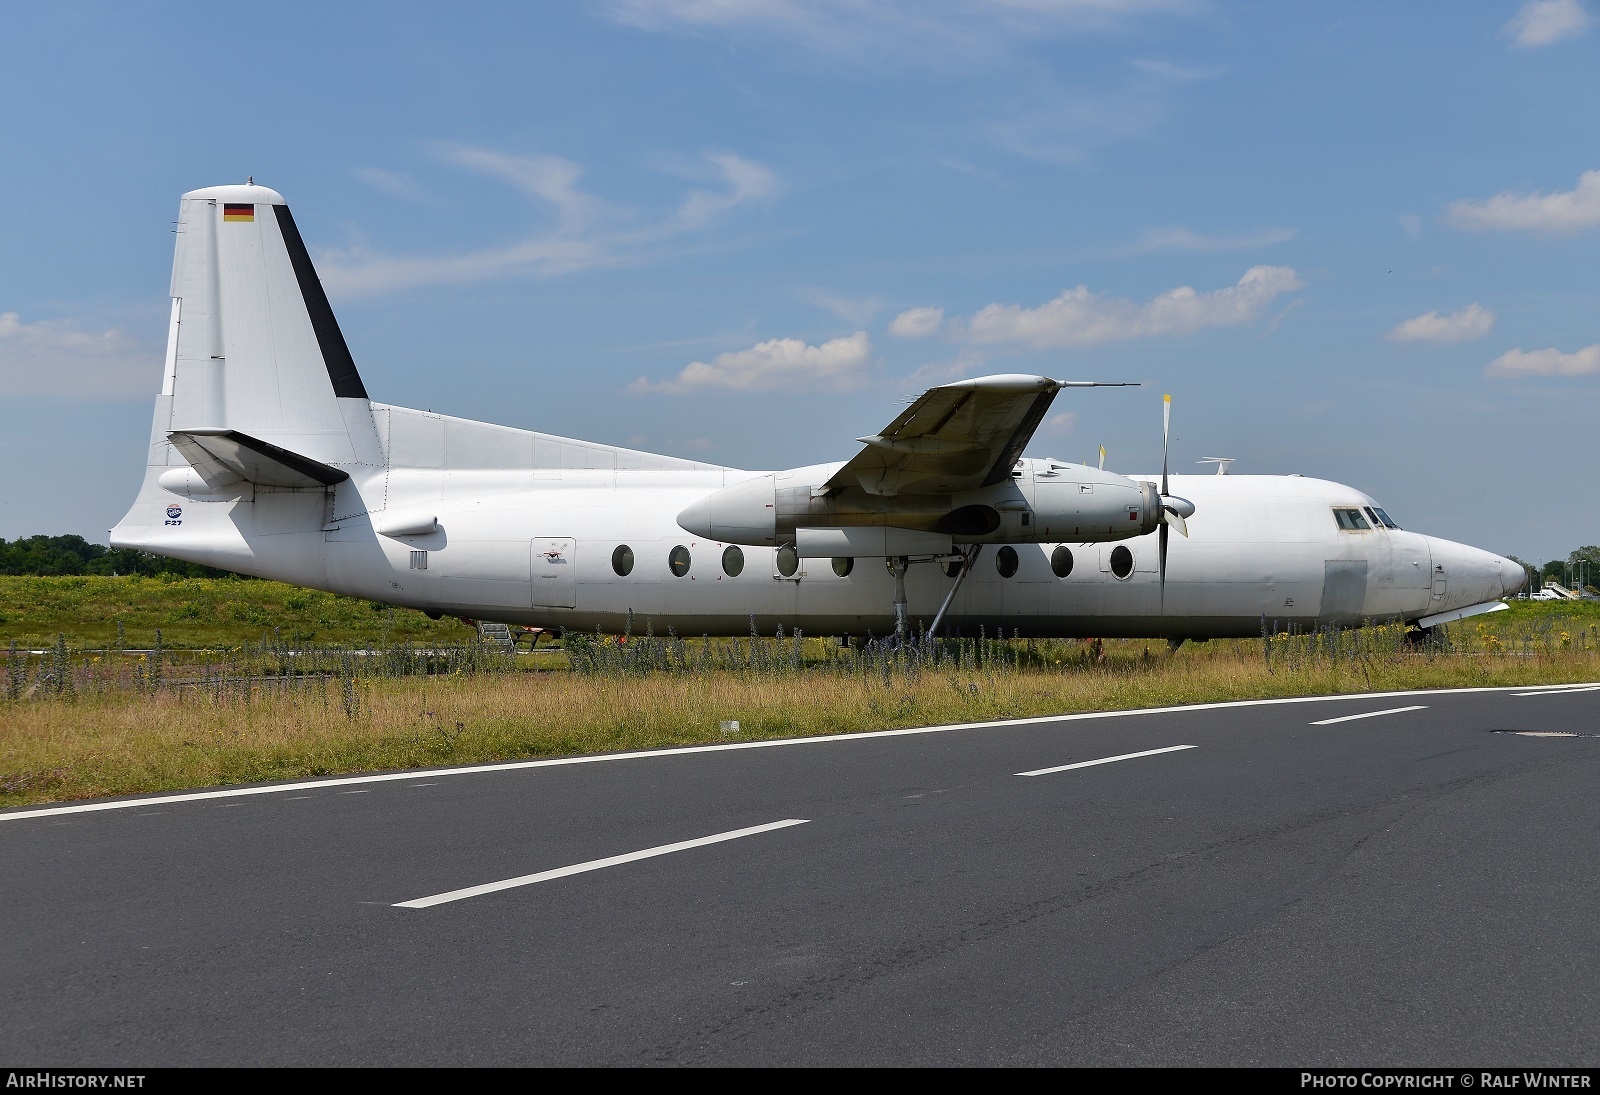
111, 183, 1527, 640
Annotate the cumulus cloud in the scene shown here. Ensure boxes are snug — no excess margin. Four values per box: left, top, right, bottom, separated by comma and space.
1386, 304, 1496, 344
962, 266, 1303, 349
629, 332, 874, 394
319, 146, 776, 296
1485, 344, 1600, 377
1446, 170, 1600, 234
0, 312, 155, 399
889, 306, 944, 338
1505, 0, 1592, 46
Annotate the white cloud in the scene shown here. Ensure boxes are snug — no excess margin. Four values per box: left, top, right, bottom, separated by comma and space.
602, 0, 1196, 67
1121, 225, 1298, 254
1485, 344, 1600, 377
962, 266, 1304, 349
630, 331, 874, 394
0, 312, 155, 399
889, 306, 944, 338
354, 168, 429, 202
1046, 410, 1079, 433
1505, 0, 1592, 46
1386, 304, 1496, 344
797, 288, 886, 325
318, 147, 776, 296
1446, 170, 1600, 234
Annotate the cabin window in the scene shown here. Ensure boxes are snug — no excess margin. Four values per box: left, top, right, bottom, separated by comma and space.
996, 546, 1019, 578
611, 545, 634, 577
832, 557, 853, 577
1110, 545, 1134, 579
775, 544, 800, 578
409, 550, 427, 570
943, 557, 962, 578
669, 545, 692, 577
1372, 507, 1401, 530
1051, 545, 1074, 578
1332, 508, 1371, 531
722, 545, 744, 577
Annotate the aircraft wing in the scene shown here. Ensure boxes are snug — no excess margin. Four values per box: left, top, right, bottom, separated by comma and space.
821, 374, 1063, 497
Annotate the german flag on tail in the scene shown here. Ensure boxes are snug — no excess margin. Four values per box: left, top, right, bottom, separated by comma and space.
222, 203, 254, 222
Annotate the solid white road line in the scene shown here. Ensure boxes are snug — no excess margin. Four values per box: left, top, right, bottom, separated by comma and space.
1310, 705, 1427, 725
1016, 745, 1196, 778
6, 682, 1597, 824
393, 819, 809, 909
1512, 685, 1600, 697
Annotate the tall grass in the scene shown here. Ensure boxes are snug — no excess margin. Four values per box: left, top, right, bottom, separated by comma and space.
2, 609, 1597, 809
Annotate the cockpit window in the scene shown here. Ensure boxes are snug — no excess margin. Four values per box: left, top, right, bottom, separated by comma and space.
1372, 507, 1400, 530
1333, 507, 1371, 531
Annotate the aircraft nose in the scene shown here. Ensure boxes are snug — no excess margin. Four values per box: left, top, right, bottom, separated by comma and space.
1498, 555, 1529, 597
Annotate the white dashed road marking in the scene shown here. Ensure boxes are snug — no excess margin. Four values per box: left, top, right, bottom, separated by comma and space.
1016, 745, 1196, 778
393, 819, 810, 909
1310, 705, 1428, 725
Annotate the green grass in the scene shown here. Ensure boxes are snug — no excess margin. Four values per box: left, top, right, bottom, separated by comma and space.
0, 574, 472, 649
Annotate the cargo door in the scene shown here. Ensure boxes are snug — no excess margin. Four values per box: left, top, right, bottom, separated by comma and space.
533, 536, 577, 608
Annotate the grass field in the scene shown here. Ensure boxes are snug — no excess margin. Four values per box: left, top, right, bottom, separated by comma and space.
0, 574, 471, 649
2, 576, 1598, 808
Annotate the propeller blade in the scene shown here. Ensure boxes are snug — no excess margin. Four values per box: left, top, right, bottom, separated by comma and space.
1098, 444, 1106, 471
1158, 518, 1168, 612
1162, 507, 1189, 538
1161, 393, 1171, 497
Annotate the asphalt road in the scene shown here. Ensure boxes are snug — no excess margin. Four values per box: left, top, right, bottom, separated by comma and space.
3, 683, 1599, 1067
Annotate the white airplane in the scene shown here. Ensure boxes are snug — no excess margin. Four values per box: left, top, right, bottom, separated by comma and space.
111, 183, 1527, 642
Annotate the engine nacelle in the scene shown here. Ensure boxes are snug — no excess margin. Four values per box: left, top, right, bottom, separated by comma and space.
677, 459, 1162, 554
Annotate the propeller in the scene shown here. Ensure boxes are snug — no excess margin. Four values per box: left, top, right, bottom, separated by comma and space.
1098, 444, 1106, 471
1158, 394, 1196, 610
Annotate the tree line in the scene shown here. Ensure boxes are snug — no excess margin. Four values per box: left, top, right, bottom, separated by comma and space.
0, 535, 245, 579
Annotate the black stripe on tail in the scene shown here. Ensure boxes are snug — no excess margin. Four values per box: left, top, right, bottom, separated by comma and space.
273, 204, 369, 400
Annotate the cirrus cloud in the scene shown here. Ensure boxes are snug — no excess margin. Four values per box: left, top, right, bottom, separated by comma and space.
961, 266, 1303, 349
0, 312, 155, 399
1486, 344, 1600, 377
1446, 170, 1600, 235
629, 331, 874, 394
1386, 304, 1496, 344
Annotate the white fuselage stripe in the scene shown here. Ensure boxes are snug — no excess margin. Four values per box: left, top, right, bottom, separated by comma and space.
393, 819, 809, 908
4, 682, 1596, 823
1309, 705, 1428, 725
1015, 744, 1196, 777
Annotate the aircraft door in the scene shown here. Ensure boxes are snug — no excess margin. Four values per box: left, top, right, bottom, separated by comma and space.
1430, 548, 1448, 605
533, 536, 577, 608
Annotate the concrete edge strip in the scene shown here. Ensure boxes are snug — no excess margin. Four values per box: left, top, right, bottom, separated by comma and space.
5, 681, 1598, 823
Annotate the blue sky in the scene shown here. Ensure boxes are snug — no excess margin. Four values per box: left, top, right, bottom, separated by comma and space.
2, 0, 1597, 564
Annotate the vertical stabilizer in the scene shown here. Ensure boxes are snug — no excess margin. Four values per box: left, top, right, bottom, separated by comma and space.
163, 183, 378, 465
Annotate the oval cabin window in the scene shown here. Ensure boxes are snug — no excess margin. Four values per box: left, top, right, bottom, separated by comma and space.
1110, 545, 1134, 580
996, 546, 1019, 578
775, 545, 800, 577
669, 545, 692, 577
611, 545, 634, 577
722, 545, 744, 577
832, 557, 853, 577
1051, 545, 1074, 578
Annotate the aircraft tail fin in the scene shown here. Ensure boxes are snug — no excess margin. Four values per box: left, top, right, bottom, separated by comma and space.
160, 183, 379, 466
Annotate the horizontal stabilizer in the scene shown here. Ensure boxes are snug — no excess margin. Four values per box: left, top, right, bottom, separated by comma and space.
169, 429, 350, 489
